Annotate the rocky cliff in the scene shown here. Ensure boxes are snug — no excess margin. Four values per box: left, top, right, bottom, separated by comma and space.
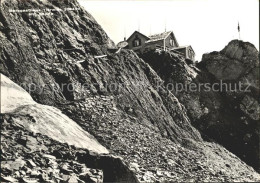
141, 40, 260, 172
1, 0, 260, 182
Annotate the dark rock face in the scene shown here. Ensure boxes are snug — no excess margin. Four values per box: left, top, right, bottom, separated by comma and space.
0, 0, 114, 104
1, 0, 260, 182
199, 40, 260, 171
140, 40, 260, 172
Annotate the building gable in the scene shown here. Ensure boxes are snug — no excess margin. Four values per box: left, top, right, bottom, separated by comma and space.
187, 45, 195, 54
165, 32, 179, 48
126, 31, 150, 50
168, 32, 179, 47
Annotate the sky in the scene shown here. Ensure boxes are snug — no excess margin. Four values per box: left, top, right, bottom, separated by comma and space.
78, 0, 259, 61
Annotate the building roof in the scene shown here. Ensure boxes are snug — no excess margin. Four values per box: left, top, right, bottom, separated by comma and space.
126, 31, 150, 42
146, 31, 172, 43
146, 31, 179, 46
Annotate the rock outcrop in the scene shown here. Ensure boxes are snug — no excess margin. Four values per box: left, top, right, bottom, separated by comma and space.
140, 40, 260, 172
0, 0, 260, 182
199, 40, 260, 171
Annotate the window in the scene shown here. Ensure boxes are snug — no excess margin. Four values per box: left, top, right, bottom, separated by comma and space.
134, 39, 140, 47
170, 38, 174, 46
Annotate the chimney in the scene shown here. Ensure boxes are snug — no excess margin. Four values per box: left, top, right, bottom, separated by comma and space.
124, 37, 126, 41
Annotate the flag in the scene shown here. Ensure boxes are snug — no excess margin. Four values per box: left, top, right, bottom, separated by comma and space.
238, 22, 240, 32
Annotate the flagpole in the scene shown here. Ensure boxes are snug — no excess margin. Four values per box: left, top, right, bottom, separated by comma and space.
238, 22, 240, 40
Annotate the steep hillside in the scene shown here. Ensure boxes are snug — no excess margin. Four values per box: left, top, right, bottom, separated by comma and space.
140, 40, 260, 172
0, 0, 201, 143
1, 0, 260, 182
